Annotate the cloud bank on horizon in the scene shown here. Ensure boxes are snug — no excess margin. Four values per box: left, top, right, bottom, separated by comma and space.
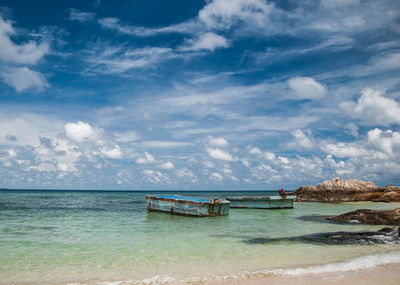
0, 0, 399, 190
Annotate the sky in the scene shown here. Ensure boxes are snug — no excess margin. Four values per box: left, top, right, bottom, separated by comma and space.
0, 0, 399, 190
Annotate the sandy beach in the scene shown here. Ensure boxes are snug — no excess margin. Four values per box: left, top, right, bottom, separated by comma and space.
204, 263, 400, 285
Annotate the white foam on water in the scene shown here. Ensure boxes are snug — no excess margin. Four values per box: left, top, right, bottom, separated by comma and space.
64, 252, 400, 284
135, 275, 176, 285
266, 251, 400, 276
194, 251, 400, 283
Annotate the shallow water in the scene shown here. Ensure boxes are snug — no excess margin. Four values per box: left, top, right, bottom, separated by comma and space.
1, 190, 399, 284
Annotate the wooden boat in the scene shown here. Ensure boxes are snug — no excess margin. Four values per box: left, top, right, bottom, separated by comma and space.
146, 195, 230, 217
226, 195, 296, 209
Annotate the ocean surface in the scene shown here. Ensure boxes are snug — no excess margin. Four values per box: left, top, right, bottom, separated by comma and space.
1, 190, 400, 284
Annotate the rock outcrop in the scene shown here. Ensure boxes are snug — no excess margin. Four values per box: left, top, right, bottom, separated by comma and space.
244, 227, 400, 245
293, 178, 400, 202
327, 208, 400, 225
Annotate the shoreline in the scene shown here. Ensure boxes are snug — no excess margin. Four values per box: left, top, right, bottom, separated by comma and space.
2, 253, 400, 284
205, 263, 400, 285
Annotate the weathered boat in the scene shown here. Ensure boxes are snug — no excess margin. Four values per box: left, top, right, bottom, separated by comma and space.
226, 195, 296, 209
146, 195, 230, 217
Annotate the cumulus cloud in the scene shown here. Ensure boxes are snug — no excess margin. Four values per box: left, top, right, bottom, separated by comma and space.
2, 67, 48, 92
208, 136, 229, 147
136, 152, 157, 164
142, 169, 170, 184
33, 137, 82, 173
181, 33, 229, 52
0, 16, 49, 65
340, 88, 400, 126
291, 129, 314, 149
367, 128, 400, 157
100, 145, 122, 159
247, 146, 263, 155
321, 142, 369, 158
318, 128, 400, 181
67, 8, 95, 22
159, 161, 174, 169
288, 77, 327, 100
206, 147, 236, 161
210, 172, 224, 181
322, 128, 400, 159
64, 121, 95, 142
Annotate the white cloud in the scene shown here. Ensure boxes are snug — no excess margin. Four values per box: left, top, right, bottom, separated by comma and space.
100, 145, 122, 159
0, 113, 63, 146
2, 67, 48, 92
159, 161, 174, 169
210, 172, 224, 181
136, 152, 157, 164
114, 131, 140, 143
137, 140, 194, 148
98, 17, 196, 36
67, 8, 95, 22
278, 156, 289, 165
176, 168, 198, 183
181, 33, 229, 52
321, 142, 369, 158
242, 159, 250, 167
288, 77, 327, 100
142, 169, 170, 184
0, 16, 49, 65
7, 149, 17, 158
206, 147, 236, 161
57, 162, 77, 172
345, 123, 359, 137
367, 128, 400, 157
31, 163, 57, 172
85, 44, 175, 74
33, 137, 82, 173
208, 136, 229, 147
247, 146, 262, 155
64, 121, 95, 142
340, 88, 400, 126
198, 0, 275, 29
291, 129, 314, 149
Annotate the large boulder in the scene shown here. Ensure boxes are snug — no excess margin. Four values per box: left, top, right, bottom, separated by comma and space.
327, 208, 400, 225
293, 178, 400, 202
373, 187, 400, 202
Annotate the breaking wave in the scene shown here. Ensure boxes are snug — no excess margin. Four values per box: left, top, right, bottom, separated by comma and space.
66, 251, 400, 284
268, 251, 400, 276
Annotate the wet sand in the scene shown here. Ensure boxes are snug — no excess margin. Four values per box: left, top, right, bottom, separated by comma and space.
205, 263, 400, 285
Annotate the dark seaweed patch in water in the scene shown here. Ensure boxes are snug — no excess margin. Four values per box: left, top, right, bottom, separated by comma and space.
297, 214, 341, 224
243, 227, 400, 245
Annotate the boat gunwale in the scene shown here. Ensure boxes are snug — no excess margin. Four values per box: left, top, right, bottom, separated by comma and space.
147, 208, 223, 217
229, 206, 294, 209
146, 195, 229, 206
226, 195, 296, 201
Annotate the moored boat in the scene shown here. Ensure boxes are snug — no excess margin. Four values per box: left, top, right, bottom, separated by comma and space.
226, 195, 296, 209
146, 195, 230, 217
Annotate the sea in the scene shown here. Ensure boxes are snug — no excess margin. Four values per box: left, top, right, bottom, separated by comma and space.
1, 190, 399, 284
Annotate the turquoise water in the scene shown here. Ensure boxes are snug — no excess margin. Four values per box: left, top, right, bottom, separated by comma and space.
1, 190, 399, 284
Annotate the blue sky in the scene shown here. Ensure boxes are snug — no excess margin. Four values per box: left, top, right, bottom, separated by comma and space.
0, 0, 400, 190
